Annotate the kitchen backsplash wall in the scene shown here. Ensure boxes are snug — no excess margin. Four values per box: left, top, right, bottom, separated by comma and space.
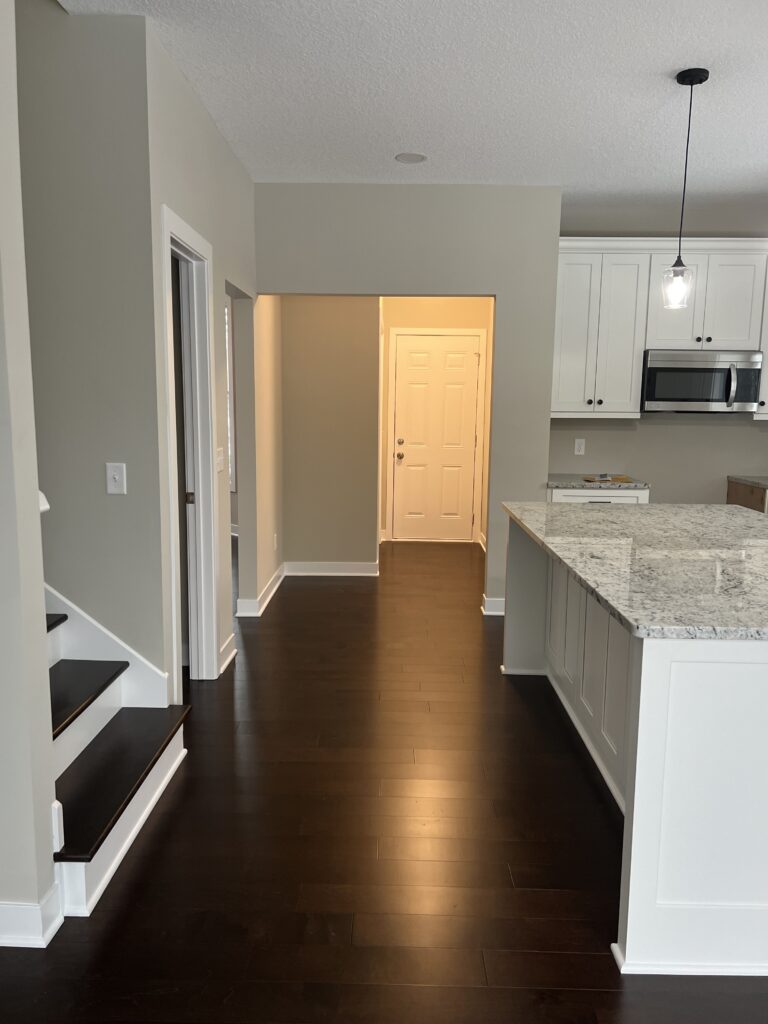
549, 415, 768, 503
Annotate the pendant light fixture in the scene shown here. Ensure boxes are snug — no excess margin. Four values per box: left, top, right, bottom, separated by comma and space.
662, 67, 709, 310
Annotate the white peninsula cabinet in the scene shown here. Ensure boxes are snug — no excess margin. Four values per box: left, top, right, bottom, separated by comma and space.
553, 239, 768, 418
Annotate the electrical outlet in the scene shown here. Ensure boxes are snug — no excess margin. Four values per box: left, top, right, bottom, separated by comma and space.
106, 462, 127, 494
574, 438, 586, 456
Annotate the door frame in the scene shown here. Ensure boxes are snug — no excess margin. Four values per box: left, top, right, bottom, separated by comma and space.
160, 205, 220, 701
383, 327, 487, 543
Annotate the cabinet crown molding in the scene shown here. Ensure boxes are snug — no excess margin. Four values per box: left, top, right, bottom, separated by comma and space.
560, 237, 768, 254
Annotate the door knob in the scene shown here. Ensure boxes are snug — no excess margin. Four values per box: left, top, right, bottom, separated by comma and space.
397, 438, 405, 445
396, 452, 405, 461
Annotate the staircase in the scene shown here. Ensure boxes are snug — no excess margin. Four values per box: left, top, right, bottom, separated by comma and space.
45, 601, 189, 917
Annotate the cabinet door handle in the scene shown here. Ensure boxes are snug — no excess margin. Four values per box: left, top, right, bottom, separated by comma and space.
596, 399, 604, 406
696, 336, 703, 343
586, 398, 594, 405
705, 336, 713, 343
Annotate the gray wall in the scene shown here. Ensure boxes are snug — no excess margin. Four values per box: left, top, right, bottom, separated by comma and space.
1, 0, 57, 910
145, 26, 257, 671
16, 0, 163, 663
550, 415, 768, 503
561, 194, 768, 239
254, 184, 562, 599
281, 295, 380, 565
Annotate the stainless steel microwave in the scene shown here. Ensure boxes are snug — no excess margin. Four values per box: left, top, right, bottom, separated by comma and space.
642, 350, 763, 413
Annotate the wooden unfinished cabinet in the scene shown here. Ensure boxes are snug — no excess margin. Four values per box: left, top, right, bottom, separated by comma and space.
727, 478, 768, 513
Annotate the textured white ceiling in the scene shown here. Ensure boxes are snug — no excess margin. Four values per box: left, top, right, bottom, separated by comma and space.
59, 0, 768, 223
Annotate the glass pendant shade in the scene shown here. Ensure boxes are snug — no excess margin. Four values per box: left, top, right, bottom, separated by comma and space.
662, 259, 693, 309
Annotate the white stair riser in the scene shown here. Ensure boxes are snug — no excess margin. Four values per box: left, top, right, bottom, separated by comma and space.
57, 729, 187, 917
53, 680, 123, 779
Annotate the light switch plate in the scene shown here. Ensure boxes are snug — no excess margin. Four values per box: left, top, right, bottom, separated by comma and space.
106, 462, 127, 494
574, 438, 586, 456
217, 447, 225, 473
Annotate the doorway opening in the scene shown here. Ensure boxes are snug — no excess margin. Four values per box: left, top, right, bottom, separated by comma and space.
161, 207, 220, 701
379, 297, 495, 548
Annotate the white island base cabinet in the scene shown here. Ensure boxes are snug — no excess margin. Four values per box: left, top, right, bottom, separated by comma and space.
503, 524, 768, 975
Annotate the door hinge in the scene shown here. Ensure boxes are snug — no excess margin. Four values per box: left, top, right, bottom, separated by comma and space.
185, 492, 195, 505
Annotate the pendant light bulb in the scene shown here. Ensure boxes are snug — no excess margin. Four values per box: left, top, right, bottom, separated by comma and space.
663, 68, 709, 310
662, 258, 693, 310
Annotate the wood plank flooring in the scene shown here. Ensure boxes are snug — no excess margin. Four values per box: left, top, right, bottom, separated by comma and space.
2, 541, 768, 1022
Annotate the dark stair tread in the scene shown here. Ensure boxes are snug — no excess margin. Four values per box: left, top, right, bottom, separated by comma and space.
50, 660, 130, 739
54, 706, 190, 863
46, 612, 68, 633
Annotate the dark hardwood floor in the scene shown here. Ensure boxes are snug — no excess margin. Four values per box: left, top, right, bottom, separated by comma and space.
3, 541, 768, 1022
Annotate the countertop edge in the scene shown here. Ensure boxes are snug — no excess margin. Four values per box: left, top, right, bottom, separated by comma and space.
502, 502, 768, 642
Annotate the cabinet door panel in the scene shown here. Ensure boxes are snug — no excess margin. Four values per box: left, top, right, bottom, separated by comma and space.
646, 253, 707, 349
594, 253, 650, 414
564, 574, 586, 691
603, 617, 630, 758
546, 560, 568, 672
581, 594, 609, 731
551, 255, 601, 413
703, 255, 766, 350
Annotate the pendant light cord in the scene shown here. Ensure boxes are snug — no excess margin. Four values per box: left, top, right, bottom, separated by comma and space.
677, 84, 694, 263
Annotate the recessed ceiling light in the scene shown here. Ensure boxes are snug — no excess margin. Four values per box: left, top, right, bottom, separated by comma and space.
394, 152, 427, 164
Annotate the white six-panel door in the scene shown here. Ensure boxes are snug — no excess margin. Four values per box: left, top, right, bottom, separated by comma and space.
391, 332, 482, 541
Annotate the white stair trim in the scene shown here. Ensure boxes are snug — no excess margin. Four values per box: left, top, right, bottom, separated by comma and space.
57, 728, 187, 917
45, 584, 168, 707
0, 882, 63, 948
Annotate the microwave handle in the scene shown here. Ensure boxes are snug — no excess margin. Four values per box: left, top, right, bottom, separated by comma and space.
727, 363, 737, 408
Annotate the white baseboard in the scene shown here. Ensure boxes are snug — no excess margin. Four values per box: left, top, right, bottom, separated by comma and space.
481, 594, 505, 615
237, 564, 285, 618
219, 632, 237, 673
380, 529, 388, 543
612, 941, 768, 975
45, 585, 169, 708
500, 665, 548, 676
0, 882, 63, 948
57, 730, 186, 917
230, 525, 239, 537
284, 561, 379, 577
479, 532, 487, 552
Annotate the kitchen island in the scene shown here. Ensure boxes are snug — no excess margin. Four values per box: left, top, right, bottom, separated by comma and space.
502, 502, 768, 976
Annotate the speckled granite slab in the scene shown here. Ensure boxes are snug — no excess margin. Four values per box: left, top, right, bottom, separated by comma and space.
547, 473, 650, 490
728, 474, 768, 489
503, 501, 768, 640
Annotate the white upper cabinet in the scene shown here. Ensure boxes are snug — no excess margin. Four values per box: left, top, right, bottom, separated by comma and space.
551, 254, 601, 414
594, 254, 650, 414
646, 252, 766, 351
646, 253, 708, 349
551, 252, 649, 418
702, 255, 767, 350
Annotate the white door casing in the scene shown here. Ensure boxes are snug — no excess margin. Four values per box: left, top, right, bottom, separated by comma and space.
160, 206, 221, 701
387, 329, 485, 542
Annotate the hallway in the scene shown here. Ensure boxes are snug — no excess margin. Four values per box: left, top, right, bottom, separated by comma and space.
1, 544, 765, 1022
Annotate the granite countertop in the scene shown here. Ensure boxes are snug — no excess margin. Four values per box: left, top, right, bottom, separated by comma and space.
728, 474, 768, 489
503, 501, 768, 640
547, 473, 650, 490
